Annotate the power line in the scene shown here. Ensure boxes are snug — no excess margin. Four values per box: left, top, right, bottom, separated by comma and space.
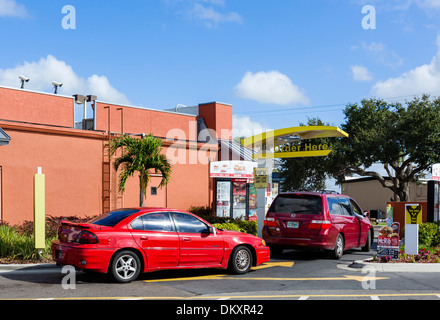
234, 91, 440, 118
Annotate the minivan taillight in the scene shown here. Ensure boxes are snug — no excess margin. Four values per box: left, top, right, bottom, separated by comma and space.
75, 230, 99, 244
308, 220, 331, 230
264, 217, 277, 227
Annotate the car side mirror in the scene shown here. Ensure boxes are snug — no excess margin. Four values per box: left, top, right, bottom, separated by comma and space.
208, 226, 217, 236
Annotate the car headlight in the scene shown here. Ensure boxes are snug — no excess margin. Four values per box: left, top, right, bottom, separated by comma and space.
261, 239, 266, 246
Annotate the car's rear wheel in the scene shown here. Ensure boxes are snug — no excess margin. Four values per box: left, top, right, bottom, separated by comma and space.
329, 234, 344, 259
229, 246, 252, 274
110, 250, 141, 283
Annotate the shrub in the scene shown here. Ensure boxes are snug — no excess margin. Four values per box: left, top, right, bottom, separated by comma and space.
419, 222, 440, 247
235, 220, 257, 235
213, 220, 258, 236
213, 222, 243, 233
1, 215, 91, 261
0, 225, 55, 260
16, 215, 92, 238
188, 206, 234, 224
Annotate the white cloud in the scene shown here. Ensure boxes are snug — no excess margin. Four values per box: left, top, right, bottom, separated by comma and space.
361, 41, 404, 68
0, 55, 131, 105
371, 35, 440, 98
164, 0, 242, 27
351, 65, 373, 81
234, 71, 310, 106
188, 2, 242, 27
232, 114, 270, 139
0, 0, 27, 18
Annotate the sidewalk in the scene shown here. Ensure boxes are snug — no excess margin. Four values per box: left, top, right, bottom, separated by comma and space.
350, 225, 440, 272
0, 263, 58, 273
348, 259, 440, 272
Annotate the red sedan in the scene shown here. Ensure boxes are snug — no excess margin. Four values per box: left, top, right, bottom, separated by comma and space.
52, 208, 270, 282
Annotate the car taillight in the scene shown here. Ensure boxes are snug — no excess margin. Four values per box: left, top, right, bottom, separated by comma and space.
75, 230, 99, 244
308, 220, 332, 230
264, 217, 277, 227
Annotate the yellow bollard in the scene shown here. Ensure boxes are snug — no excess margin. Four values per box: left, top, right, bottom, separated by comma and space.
33, 167, 45, 255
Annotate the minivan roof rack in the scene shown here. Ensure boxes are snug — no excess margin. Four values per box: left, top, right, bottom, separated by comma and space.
284, 189, 340, 194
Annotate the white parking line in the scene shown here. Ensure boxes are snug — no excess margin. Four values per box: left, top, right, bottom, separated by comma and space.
370, 296, 380, 300
298, 296, 309, 300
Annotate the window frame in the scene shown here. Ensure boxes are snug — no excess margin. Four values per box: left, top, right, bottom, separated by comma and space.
170, 211, 211, 234
130, 211, 175, 232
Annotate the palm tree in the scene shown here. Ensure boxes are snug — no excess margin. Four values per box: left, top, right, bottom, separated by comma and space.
107, 134, 172, 207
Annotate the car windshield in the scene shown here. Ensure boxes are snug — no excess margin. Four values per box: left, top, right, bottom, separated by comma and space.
268, 194, 322, 214
88, 209, 140, 227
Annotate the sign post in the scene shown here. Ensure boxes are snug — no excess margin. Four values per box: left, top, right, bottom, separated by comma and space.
33, 167, 45, 258
405, 204, 422, 255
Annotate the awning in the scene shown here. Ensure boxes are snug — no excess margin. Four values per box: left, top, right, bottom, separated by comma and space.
0, 127, 11, 146
241, 126, 348, 159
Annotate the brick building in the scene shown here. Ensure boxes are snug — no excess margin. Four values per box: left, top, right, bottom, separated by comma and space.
0, 85, 233, 225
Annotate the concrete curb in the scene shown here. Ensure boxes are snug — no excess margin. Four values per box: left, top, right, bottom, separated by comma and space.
348, 259, 440, 272
0, 263, 58, 272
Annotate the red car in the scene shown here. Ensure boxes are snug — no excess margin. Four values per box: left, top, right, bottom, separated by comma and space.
52, 208, 270, 282
263, 192, 373, 259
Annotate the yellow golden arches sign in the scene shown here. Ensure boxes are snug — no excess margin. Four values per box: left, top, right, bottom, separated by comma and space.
241, 126, 349, 159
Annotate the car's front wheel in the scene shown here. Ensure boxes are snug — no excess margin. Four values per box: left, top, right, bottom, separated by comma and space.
110, 250, 141, 283
229, 246, 252, 274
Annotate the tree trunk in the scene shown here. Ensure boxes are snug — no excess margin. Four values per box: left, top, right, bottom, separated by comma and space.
139, 175, 145, 207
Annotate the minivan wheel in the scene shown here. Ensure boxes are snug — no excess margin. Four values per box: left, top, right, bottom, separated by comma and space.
329, 234, 344, 259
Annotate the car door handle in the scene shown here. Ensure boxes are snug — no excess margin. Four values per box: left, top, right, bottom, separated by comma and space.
140, 236, 149, 240
182, 237, 191, 242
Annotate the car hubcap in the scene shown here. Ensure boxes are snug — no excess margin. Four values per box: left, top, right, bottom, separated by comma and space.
336, 237, 343, 256
116, 255, 137, 280
235, 249, 250, 271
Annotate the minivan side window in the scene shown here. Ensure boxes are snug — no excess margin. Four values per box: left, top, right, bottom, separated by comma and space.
327, 197, 342, 215
327, 196, 352, 216
350, 199, 363, 216
338, 197, 352, 216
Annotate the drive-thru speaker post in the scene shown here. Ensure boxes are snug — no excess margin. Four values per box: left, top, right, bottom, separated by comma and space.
33, 167, 45, 258
405, 203, 422, 255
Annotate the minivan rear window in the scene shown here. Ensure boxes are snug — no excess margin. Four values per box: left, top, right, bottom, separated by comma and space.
268, 194, 323, 214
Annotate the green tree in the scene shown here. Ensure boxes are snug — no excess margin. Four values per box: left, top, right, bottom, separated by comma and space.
329, 95, 440, 201
107, 134, 172, 207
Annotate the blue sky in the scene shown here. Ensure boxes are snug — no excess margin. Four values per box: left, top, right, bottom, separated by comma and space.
1, 0, 440, 136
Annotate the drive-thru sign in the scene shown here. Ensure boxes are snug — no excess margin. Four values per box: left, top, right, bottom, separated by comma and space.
405, 204, 422, 255
242, 126, 349, 236
242, 125, 348, 159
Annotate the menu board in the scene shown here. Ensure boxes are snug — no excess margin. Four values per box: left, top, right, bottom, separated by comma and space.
232, 179, 247, 219
216, 181, 231, 218
248, 184, 258, 221
377, 225, 400, 260
210, 161, 257, 178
